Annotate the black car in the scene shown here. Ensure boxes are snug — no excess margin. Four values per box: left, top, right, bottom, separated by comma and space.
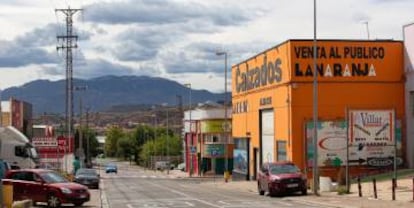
74, 168, 100, 189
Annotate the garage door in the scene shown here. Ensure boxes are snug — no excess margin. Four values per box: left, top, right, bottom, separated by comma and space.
261, 109, 274, 163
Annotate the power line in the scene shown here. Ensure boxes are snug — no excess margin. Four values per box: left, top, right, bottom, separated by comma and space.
55, 7, 82, 172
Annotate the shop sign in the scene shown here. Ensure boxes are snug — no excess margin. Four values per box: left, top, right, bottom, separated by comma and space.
201, 120, 229, 133
260, 97, 272, 106
366, 157, 394, 167
32, 137, 58, 147
294, 46, 381, 78
233, 100, 248, 114
204, 144, 225, 158
349, 110, 394, 146
235, 55, 282, 93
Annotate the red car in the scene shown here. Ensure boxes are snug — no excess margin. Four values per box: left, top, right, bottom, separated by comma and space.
5, 169, 90, 207
257, 162, 307, 196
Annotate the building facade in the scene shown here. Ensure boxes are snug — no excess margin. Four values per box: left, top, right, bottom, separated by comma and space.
183, 103, 232, 176
232, 40, 405, 180
404, 23, 414, 168
1, 97, 33, 139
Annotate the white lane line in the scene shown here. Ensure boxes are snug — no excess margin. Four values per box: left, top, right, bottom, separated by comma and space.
146, 181, 222, 208
185, 202, 195, 207
218, 201, 231, 205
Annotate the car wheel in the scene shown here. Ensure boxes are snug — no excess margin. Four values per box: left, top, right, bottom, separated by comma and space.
301, 188, 307, 195
74, 202, 84, 207
47, 194, 61, 208
258, 182, 265, 195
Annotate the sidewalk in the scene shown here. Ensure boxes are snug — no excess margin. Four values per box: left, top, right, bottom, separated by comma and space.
160, 168, 414, 208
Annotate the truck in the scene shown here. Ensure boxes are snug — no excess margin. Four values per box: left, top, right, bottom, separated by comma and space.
0, 126, 39, 169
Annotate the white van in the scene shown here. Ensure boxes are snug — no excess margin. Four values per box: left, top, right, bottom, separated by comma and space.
0, 126, 38, 169
155, 161, 174, 170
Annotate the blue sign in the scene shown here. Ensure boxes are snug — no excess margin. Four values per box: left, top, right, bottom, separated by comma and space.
190, 146, 197, 154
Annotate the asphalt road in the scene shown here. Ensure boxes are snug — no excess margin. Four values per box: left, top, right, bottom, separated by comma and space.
99, 163, 334, 208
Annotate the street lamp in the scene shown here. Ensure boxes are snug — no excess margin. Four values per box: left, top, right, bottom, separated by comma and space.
75, 85, 87, 168
162, 103, 170, 174
216, 50, 229, 182
312, 0, 319, 195
184, 83, 192, 177
151, 112, 157, 172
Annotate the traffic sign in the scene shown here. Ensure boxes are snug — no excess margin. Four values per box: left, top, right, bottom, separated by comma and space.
190, 146, 196, 154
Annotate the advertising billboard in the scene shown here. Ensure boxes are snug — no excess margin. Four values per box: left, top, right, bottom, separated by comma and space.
306, 114, 400, 167
306, 121, 347, 167
349, 110, 396, 167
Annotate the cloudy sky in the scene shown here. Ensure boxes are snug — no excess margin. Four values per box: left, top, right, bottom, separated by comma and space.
0, 0, 413, 92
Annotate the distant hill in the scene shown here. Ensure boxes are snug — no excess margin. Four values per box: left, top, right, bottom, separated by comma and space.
1, 75, 227, 115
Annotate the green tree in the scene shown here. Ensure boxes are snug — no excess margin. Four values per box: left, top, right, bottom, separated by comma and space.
139, 129, 182, 167
116, 137, 135, 160
104, 126, 124, 157
129, 125, 153, 163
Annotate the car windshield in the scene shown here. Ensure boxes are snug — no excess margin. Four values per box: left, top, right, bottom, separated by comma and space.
76, 168, 97, 176
39, 171, 69, 183
106, 164, 116, 168
269, 164, 300, 174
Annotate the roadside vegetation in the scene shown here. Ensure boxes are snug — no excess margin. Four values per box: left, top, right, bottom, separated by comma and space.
104, 125, 182, 166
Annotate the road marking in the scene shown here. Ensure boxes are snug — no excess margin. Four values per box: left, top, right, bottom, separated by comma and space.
185, 202, 194, 207
146, 181, 222, 208
218, 201, 231, 205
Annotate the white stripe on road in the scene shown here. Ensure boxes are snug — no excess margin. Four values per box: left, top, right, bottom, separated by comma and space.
185, 202, 195, 207
218, 201, 231, 205
146, 181, 222, 208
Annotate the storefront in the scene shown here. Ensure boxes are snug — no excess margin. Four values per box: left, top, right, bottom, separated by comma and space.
183, 104, 232, 176
232, 40, 405, 180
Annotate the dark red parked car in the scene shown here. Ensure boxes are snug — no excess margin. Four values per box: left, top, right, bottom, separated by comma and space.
257, 162, 307, 196
5, 169, 90, 207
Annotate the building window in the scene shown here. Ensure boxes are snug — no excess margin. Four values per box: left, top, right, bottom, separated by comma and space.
204, 134, 232, 144
276, 141, 287, 161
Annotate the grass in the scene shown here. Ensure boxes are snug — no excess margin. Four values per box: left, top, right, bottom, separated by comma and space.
351, 169, 414, 183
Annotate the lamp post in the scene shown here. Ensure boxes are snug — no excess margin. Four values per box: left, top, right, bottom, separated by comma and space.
151, 112, 157, 172
184, 83, 193, 177
216, 50, 229, 182
312, 0, 319, 195
162, 103, 170, 174
75, 85, 87, 168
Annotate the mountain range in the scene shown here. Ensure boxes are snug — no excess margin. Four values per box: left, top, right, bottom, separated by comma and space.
1, 75, 228, 115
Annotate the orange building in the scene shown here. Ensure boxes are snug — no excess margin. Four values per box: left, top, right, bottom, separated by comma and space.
231, 40, 405, 180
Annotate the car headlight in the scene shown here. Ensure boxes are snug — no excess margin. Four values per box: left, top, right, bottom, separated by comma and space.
60, 187, 72, 194
273, 179, 281, 183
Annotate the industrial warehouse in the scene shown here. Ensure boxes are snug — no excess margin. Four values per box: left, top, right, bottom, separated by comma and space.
231, 39, 405, 181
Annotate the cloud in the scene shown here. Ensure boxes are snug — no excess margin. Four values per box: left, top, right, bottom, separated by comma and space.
161, 41, 272, 74
82, 0, 256, 27
0, 40, 57, 68
112, 27, 183, 61
0, 23, 93, 68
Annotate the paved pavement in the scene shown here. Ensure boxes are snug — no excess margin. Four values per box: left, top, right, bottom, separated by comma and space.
97, 161, 414, 208
159, 166, 414, 208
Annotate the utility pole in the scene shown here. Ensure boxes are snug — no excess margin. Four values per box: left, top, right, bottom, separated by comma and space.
56, 7, 82, 172
86, 107, 90, 166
